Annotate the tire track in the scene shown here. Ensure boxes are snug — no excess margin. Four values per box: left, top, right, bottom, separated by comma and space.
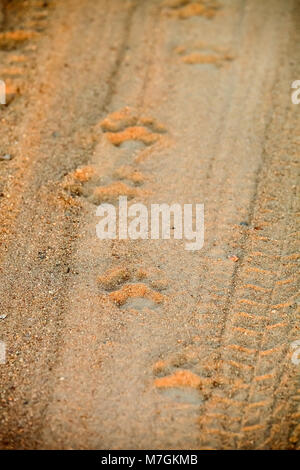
196, 0, 300, 449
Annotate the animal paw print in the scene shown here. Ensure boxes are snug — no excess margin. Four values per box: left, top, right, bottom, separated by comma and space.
175, 42, 234, 68
99, 107, 167, 147
163, 0, 220, 20
91, 165, 150, 204
62, 165, 150, 205
62, 109, 168, 204
152, 355, 207, 405
152, 341, 220, 405
98, 266, 168, 310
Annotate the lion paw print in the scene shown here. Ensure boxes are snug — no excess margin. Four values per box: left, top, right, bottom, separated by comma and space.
152, 342, 222, 405
163, 0, 221, 20
62, 163, 150, 205
153, 358, 206, 405
99, 107, 167, 147
175, 41, 234, 68
97, 266, 169, 311
62, 108, 167, 205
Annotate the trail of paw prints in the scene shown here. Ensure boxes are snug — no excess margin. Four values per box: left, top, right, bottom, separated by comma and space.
174, 41, 234, 68
162, 0, 221, 20
61, 108, 167, 204
97, 266, 169, 312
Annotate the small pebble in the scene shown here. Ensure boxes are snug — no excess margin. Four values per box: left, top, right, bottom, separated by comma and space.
0, 314, 7, 320
38, 251, 46, 259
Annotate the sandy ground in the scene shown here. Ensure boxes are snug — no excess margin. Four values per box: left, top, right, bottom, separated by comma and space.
0, 0, 299, 450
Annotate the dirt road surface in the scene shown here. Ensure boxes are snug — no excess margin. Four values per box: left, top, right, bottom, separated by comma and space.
0, 0, 299, 450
